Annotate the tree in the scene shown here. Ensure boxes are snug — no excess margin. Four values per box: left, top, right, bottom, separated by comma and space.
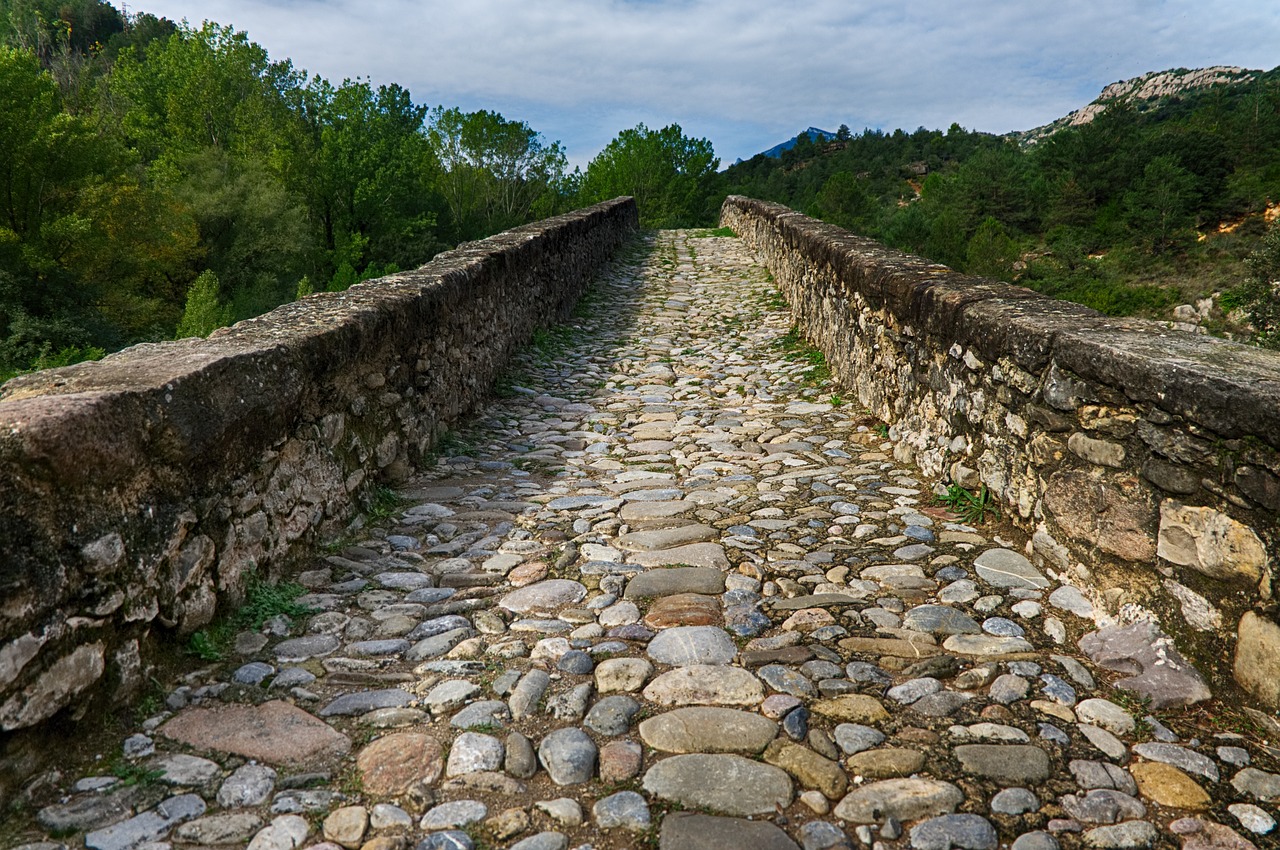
579, 123, 718, 228
811, 171, 874, 231
428, 107, 567, 240
966, 216, 1019, 279
1123, 155, 1197, 253
1233, 223, 1280, 348
175, 270, 229, 338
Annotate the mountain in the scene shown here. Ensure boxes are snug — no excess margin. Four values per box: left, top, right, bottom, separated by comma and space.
758, 127, 837, 159
1012, 65, 1260, 146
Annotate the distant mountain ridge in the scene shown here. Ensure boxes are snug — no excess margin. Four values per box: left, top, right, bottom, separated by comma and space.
758, 127, 837, 159
1011, 65, 1260, 146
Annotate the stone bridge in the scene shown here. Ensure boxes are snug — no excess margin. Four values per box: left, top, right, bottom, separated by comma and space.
1, 197, 1278, 850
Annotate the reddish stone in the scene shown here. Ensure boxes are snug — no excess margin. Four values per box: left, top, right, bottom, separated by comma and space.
643, 593, 721, 628
355, 732, 444, 797
160, 700, 350, 766
508, 562, 548, 587
599, 740, 643, 783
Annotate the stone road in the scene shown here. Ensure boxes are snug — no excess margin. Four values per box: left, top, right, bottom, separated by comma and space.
13, 232, 1280, 850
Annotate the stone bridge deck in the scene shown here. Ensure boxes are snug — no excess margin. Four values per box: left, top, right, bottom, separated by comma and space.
11, 232, 1278, 850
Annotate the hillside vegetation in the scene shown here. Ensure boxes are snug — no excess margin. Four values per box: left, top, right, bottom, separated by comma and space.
715, 68, 1280, 344
3, 0, 1279, 382
0, 0, 727, 382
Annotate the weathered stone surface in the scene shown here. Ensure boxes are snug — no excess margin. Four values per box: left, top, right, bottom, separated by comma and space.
615, 524, 718, 551
646, 625, 737, 665
642, 665, 764, 706
642, 754, 793, 816
763, 738, 847, 799
1157, 501, 1267, 582
1233, 612, 1280, 708
498, 580, 587, 615
627, 542, 730, 569
954, 744, 1051, 784
639, 707, 778, 754
1131, 762, 1211, 810
355, 732, 443, 797
160, 700, 351, 765
845, 747, 926, 778
84, 794, 206, 850
1079, 621, 1210, 709
833, 777, 964, 824
658, 812, 800, 850
538, 727, 597, 785
1, 642, 105, 730
1042, 471, 1157, 563
810, 694, 890, 723
624, 567, 726, 598
973, 549, 1050, 590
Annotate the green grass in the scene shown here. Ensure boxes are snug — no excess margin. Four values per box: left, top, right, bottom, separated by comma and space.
186, 574, 314, 661
690, 226, 737, 238
773, 326, 832, 387
366, 485, 405, 520
934, 483, 1000, 524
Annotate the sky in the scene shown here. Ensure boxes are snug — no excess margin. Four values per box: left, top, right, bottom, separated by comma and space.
133, 1, 1280, 169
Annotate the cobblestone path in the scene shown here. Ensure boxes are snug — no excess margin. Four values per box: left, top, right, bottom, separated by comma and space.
16, 232, 1279, 850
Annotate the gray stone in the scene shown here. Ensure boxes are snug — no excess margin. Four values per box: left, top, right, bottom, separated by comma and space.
419, 800, 487, 830
1231, 767, 1280, 801
416, 831, 475, 850
990, 673, 1030, 704
273, 634, 339, 661
903, 605, 982, 636
888, 677, 942, 704
624, 567, 726, 598
1060, 789, 1146, 824
84, 794, 206, 850
233, 662, 275, 685
834, 778, 964, 824
450, 700, 510, 730
508, 669, 552, 719
1070, 760, 1138, 795
505, 731, 537, 779
423, 679, 481, 713
1012, 833, 1060, 850
643, 664, 764, 706
593, 790, 650, 831
509, 832, 568, 850
1131, 742, 1219, 781
320, 688, 414, 717
642, 753, 792, 816
1081, 821, 1158, 848
538, 727, 597, 785
175, 813, 264, 845
991, 787, 1039, 815
800, 820, 851, 850
954, 744, 1051, 784
1227, 803, 1276, 834
153, 753, 221, 786
834, 723, 886, 755
647, 625, 738, 666
38, 787, 139, 833
1075, 698, 1134, 735
640, 707, 778, 754
909, 814, 998, 850
499, 579, 586, 615
659, 812, 801, 850
217, 764, 276, 808
446, 732, 504, 776
973, 549, 1049, 590
1079, 621, 1210, 709
982, 617, 1025, 637
1049, 586, 1094, 618
759, 664, 817, 697
584, 695, 641, 736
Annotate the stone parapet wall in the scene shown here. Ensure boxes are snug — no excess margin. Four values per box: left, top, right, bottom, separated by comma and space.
0, 198, 638, 740
721, 195, 1280, 708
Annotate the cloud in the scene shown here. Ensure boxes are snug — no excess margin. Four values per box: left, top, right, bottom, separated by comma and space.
135, 0, 1280, 166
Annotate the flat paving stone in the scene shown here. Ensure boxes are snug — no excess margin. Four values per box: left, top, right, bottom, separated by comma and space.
160, 700, 351, 765
642, 753, 793, 816
639, 707, 779, 754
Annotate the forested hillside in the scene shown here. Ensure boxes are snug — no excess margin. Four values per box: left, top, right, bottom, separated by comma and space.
716, 69, 1280, 344
4, 0, 1280, 382
0, 1, 577, 381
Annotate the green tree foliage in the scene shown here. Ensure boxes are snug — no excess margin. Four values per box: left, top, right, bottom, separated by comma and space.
719, 70, 1280, 334
580, 123, 718, 228
0, 7, 576, 380
1233, 223, 1280, 347
428, 107, 568, 240
175, 269, 229, 338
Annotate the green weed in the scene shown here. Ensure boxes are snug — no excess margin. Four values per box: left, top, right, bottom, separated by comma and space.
690, 226, 737, 238
934, 483, 999, 524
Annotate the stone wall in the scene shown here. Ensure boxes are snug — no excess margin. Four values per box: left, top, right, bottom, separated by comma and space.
0, 198, 638, 742
721, 196, 1280, 709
